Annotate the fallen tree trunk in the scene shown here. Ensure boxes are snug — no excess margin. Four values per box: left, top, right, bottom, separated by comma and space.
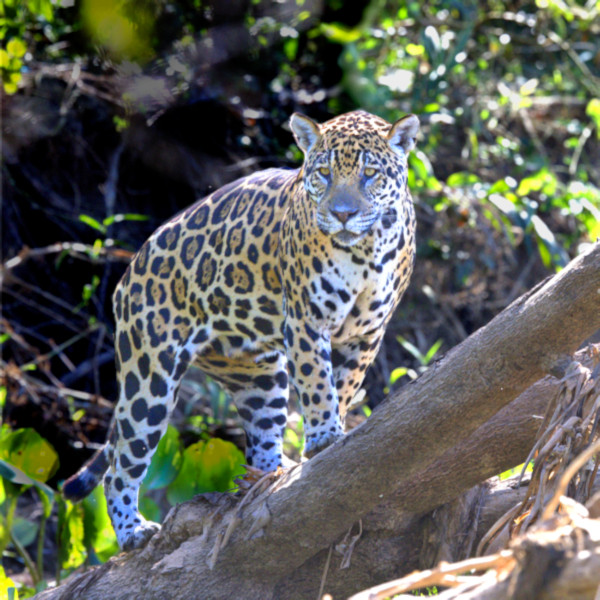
36, 243, 600, 600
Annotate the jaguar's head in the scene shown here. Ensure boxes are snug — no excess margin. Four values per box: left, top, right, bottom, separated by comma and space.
290, 110, 419, 247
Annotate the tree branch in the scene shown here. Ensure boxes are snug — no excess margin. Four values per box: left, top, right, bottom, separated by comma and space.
37, 243, 600, 600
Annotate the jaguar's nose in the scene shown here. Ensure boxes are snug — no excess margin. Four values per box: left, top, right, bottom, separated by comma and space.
331, 208, 359, 224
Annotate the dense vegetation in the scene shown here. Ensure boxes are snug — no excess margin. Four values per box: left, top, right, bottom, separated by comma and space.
1, 0, 599, 596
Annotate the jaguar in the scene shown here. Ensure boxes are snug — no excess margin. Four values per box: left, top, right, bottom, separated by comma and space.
63, 109, 419, 551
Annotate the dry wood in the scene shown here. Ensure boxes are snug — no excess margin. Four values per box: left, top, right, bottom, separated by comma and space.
35, 243, 600, 600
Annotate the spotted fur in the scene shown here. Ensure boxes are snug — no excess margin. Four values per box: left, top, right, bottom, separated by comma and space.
63, 110, 419, 550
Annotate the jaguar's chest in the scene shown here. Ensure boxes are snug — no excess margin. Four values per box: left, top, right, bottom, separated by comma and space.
298, 220, 412, 342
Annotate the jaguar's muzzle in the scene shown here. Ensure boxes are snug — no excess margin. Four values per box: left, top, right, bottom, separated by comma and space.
317, 190, 378, 246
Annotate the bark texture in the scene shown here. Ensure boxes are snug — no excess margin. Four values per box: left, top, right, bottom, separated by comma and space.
36, 243, 600, 600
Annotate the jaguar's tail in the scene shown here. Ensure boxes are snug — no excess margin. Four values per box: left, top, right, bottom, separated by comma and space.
62, 424, 114, 502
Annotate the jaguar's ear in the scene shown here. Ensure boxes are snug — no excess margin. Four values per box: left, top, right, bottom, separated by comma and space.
387, 114, 419, 155
290, 113, 322, 154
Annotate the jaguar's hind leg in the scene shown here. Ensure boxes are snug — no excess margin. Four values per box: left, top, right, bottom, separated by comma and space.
106, 325, 197, 550
227, 352, 290, 472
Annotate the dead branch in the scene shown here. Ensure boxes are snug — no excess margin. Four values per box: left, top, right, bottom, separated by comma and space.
34, 243, 600, 600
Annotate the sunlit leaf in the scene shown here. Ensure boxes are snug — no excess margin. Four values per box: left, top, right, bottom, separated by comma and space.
586, 98, 600, 138
319, 22, 361, 44
0, 566, 19, 600
79, 214, 107, 234
447, 172, 480, 187
516, 168, 557, 197
390, 367, 408, 384
103, 213, 149, 227
82, 485, 118, 562
58, 498, 86, 570
167, 438, 245, 505
0, 428, 59, 483
6, 38, 26, 58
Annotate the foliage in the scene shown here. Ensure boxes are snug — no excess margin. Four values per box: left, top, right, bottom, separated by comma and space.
0, 427, 57, 595
0, 424, 244, 592
390, 338, 443, 385
319, 1, 600, 271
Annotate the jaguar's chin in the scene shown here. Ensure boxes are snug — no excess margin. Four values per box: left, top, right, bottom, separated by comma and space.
332, 229, 368, 247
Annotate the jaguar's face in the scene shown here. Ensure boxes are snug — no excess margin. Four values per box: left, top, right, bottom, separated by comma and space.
290, 110, 419, 247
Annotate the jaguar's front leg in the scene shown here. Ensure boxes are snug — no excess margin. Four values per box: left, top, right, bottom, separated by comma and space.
284, 317, 344, 458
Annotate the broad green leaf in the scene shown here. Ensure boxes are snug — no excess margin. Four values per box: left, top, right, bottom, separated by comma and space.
6, 38, 26, 58
0, 566, 19, 600
82, 485, 118, 562
27, 0, 54, 21
0, 49, 10, 69
0, 429, 59, 483
142, 425, 182, 491
58, 499, 86, 570
167, 439, 245, 505
11, 516, 38, 548
0, 460, 55, 512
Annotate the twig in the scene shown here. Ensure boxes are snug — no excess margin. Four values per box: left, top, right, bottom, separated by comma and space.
570, 125, 594, 177
317, 544, 334, 600
348, 551, 515, 600
546, 30, 600, 96
2, 242, 132, 274
541, 437, 600, 521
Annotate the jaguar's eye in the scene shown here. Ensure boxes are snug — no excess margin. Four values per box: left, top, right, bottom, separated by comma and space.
364, 167, 377, 177
318, 166, 331, 177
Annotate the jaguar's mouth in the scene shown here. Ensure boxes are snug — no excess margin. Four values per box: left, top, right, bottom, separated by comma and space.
333, 229, 367, 246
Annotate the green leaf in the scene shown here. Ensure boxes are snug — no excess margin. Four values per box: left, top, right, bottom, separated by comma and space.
82, 485, 118, 562
58, 498, 86, 570
10, 517, 38, 548
142, 425, 182, 491
6, 38, 26, 58
389, 367, 408, 384
423, 339, 443, 364
516, 168, 557, 197
78, 214, 107, 235
587, 98, 600, 138
0, 428, 59, 483
447, 172, 480, 187
319, 22, 361, 44
531, 215, 569, 269
167, 439, 245, 505
283, 38, 298, 61
27, 0, 54, 21
0, 566, 19, 600
103, 213, 149, 227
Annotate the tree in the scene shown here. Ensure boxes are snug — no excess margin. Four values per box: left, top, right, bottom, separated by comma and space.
34, 244, 600, 599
